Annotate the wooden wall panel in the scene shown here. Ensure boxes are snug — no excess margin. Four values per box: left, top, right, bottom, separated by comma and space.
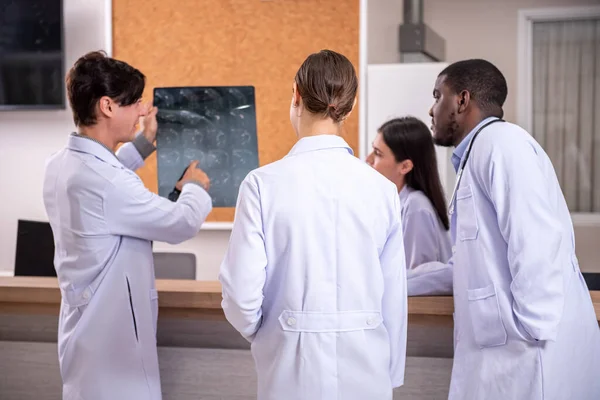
113, 0, 359, 222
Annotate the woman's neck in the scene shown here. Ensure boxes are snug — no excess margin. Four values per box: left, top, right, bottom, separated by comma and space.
297, 115, 340, 139
395, 181, 407, 194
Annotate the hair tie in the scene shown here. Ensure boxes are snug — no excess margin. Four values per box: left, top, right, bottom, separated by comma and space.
328, 104, 337, 110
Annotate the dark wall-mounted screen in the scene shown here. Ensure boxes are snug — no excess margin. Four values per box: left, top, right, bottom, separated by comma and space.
0, 0, 65, 110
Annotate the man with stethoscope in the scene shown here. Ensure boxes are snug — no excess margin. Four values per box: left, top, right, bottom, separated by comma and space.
423, 59, 600, 400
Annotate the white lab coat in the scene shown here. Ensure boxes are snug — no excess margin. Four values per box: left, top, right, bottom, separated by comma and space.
399, 186, 453, 296
446, 118, 600, 399
219, 135, 408, 400
43, 134, 212, 400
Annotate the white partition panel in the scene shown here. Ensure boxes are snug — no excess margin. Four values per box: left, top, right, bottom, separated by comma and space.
366, 63, 455, 201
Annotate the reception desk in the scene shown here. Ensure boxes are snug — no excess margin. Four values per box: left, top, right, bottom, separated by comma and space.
1, 277, 599, 400
0, 277, 455, 318
1, 276, 598, 320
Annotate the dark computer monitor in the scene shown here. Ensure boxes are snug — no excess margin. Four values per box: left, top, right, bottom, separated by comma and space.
583, 273, 600, 291
14, 219, 56, 277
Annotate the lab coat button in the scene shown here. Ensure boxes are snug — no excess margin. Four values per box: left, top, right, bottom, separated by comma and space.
82, 290, 90, 300
366, 317, 374, 326
452, 246, 456, 254
287, 317, 296, 326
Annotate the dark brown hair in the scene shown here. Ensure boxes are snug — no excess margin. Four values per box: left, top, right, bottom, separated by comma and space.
379, 117, 450, 230
66, 51, 145, 127
294, 50, 358, 123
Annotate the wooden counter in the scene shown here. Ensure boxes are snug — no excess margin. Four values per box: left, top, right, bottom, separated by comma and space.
2, 277, 596, 400
1, 276, 598, 321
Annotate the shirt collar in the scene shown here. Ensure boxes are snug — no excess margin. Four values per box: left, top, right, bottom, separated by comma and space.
67, 133, 124, 169
451, 116, 499, 172
399, 184, 412, 205
286, 135, 354, 157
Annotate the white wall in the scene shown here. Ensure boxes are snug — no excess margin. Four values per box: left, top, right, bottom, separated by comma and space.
366, 0, 403, 64
0, 0, 230, 279
367, 0, 600, 122
422, 0, 600, 123
0, 0, 108, 275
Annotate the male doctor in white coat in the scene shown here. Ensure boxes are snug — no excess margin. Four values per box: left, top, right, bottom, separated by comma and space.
43, 51, 213, 400
425, 58, 600, 400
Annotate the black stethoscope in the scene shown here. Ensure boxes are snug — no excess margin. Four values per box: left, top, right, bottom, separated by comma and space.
448, 118, 505, 215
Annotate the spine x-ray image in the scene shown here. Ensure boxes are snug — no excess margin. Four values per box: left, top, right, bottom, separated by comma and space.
153, 86, 259, 208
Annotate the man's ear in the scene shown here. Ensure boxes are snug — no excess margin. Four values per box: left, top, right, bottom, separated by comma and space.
457, 90, 471, 114
98, 96, 113, 118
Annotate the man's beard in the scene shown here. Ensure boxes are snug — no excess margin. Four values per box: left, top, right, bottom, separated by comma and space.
433, 112, 459, 147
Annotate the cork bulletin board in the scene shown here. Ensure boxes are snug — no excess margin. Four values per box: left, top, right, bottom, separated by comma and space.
113, 0, 360, 223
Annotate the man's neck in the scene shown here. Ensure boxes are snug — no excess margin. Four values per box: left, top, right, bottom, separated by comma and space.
78, 125, 118, 151
453, 110, 493, 147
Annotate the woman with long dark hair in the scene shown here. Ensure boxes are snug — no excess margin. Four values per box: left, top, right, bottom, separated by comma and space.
367, 116, 452, 295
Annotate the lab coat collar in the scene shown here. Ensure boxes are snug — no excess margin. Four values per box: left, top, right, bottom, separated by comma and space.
287, 134, 354, 157
451, 116, 499, 172
67, 133, 124, 169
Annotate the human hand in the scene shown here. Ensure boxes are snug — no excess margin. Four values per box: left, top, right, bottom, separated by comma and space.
176, 161, 211, 191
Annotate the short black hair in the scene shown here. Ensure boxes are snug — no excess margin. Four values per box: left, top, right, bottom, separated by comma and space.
439, 59, 507, 117
66, 51, 145, 127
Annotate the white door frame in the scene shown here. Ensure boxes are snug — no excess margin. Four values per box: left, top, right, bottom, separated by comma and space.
517, 6, 600, 225
358, 0, 369, 160
104, 0, 113, 56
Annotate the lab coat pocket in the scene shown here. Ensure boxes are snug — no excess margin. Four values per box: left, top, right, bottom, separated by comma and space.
467, 284, 507, 348
61, 285, 93, 318
278, 310, 382, 333
453, 313, 458, 352
126, 277, 139, 342
62, 286, 93, 308
456, 185, 478, 241
150, 289, 159, 336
